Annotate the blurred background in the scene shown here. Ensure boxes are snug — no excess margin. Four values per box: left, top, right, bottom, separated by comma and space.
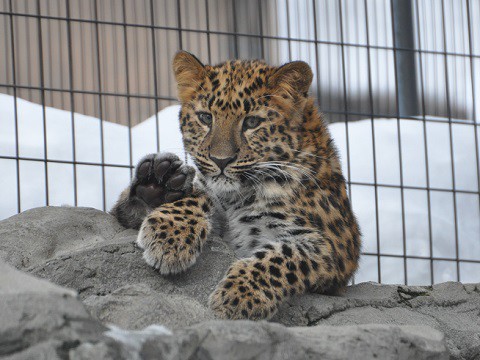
0, 0, 479, 285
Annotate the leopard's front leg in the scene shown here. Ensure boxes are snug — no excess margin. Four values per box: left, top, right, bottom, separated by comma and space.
209, 232, 354, 320
111, 152, 216, 274
138, 190, 214, 274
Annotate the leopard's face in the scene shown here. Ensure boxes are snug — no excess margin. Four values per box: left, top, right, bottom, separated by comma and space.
173, 52, 313, 195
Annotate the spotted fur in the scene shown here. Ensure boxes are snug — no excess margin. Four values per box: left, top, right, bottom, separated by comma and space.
112, 51, 361, 320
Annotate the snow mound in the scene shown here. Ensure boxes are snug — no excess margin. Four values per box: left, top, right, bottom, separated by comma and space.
0, 94, 478, 284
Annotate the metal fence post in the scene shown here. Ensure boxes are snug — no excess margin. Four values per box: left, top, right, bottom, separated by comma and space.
392, 0, 419, 117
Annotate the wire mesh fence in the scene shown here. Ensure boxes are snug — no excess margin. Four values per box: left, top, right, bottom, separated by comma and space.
0, 0, 479, 285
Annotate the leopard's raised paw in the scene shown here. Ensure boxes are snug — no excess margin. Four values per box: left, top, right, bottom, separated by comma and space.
132, 152, 195, 208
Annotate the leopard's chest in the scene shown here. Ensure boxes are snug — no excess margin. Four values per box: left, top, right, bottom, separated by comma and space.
223, 200, 292, 257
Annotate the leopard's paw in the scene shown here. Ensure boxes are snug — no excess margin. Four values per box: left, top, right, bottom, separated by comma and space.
209, 260, 279, 320
132, 152, 195, 208
137, 210, 208, 275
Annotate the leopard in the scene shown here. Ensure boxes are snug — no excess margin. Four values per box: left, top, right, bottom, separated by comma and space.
111, 51, 361, 320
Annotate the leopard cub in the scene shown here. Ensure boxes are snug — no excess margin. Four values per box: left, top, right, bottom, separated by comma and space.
111, 51, 361, 320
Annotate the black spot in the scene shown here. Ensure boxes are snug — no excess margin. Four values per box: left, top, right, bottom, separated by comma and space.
273, 146, 283, 155
286, 261, 297, 271
294, 217, 306, 226
232, 298, 239, 306
186, 200, 198, 207
310, 214, 325, 230
147, 218, 157, 225
282, 244, 293, 258
243, 99, 251, 113
167, 238, 174, 245
159, 232, 167, 239
255, 251, 266, 259
328, 222, 341, 237
201, 203, 210, 213
270, 278, 282, 287
299, 261, 310, 276
200, 228, 206, 239
310, 260, 319, 270
328, 194, 340, 209
270, 257, 284, 265
239, 286, 247, 293
224, 281, 233, 289
262, 212, 286, 220
288, 228, 314, 236
208, 95, 216, 109
269, 265, 281, 277
211, 79, 220, 91
248, 280, 259, 290
239, 215, 262, 223
264, 290, 273, 300
286, 272, 298, 284
319, 197, 330, 213
254, 263, 266, 272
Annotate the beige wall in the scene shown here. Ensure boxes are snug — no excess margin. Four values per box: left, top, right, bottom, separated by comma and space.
0, 0, 235, 126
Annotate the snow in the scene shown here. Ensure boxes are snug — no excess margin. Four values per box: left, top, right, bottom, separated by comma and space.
0, 93, 479, 284
0, 93, 187, 215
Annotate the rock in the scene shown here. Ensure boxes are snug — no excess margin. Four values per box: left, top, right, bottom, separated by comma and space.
137, 322, 449, 360
83, 283, 214, 329
0, 260, 448, 359
274, 282, 480, 359
0, 260, 106, 359
0, 206, 479, 359
0, 206, 129, 269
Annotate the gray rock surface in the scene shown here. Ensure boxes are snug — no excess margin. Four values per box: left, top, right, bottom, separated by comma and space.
0, 206, 479, 359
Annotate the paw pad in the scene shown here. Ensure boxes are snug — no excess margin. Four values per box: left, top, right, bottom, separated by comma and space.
132, 153, 195, 208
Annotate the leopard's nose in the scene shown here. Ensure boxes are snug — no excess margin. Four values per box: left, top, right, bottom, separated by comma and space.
210, 155, 237, 171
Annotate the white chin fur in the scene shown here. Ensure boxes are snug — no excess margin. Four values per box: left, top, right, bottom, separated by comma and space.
206, 176, 241, 195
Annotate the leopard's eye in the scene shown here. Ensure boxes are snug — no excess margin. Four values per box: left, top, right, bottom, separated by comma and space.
197, 112, 213, 126
243, 116, 263, 131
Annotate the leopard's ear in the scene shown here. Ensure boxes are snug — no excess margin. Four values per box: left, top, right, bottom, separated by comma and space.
269, 61, 313, 98
173, 51, 206, 102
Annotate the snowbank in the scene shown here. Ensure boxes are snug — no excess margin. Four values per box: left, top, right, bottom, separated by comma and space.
0, 93, 478, 284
